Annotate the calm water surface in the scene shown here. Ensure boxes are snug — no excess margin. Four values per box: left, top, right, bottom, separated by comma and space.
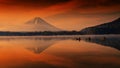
0, 35, 120, 68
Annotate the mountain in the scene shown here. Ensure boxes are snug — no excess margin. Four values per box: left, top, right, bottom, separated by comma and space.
80, 18, 120, 34
23, 17, 62, 32
0, 17, 62, 32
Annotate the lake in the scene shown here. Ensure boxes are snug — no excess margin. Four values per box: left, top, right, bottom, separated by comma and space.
0, 35, 120, 68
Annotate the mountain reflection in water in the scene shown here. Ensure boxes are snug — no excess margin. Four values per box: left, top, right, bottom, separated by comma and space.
0, 35, 119, 68
0, 36, 75, 54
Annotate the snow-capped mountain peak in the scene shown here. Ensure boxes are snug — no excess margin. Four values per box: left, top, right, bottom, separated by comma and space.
0, 17, 62, 32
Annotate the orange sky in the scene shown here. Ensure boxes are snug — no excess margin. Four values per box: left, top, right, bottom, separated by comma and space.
0, 0, 120, 30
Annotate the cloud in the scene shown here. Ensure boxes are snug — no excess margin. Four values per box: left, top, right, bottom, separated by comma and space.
0, 0, 71, 8
0, 0, 120, 10
45, 0, 120, 18
75, 0, 120, 9
46, 11, 120, 20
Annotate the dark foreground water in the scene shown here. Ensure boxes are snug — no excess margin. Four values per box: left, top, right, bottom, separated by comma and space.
0, 35, 120, 68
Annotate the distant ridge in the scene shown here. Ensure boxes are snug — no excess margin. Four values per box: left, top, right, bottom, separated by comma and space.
80, 17, 120, 34
0, 17, 119, 36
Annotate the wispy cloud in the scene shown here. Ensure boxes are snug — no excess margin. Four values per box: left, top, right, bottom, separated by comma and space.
0, 0, 71, 8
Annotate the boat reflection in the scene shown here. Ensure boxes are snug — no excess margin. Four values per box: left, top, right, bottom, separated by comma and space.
80, 36, 120, 50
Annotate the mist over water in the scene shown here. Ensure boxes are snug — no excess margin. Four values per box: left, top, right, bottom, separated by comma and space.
0, 35, 120, 68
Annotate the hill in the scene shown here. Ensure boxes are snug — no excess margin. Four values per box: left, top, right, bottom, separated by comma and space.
80, 18, 120, 34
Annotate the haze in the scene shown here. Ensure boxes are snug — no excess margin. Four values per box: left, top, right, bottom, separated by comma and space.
0, 0, 120, 30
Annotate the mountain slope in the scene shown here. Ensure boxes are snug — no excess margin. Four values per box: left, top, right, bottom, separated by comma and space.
80, 18, 120, 34
23, 17, 62, 32
0, 17, 62, 32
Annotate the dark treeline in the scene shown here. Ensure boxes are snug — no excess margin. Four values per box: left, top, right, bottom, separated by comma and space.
0, 31, 83, 36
